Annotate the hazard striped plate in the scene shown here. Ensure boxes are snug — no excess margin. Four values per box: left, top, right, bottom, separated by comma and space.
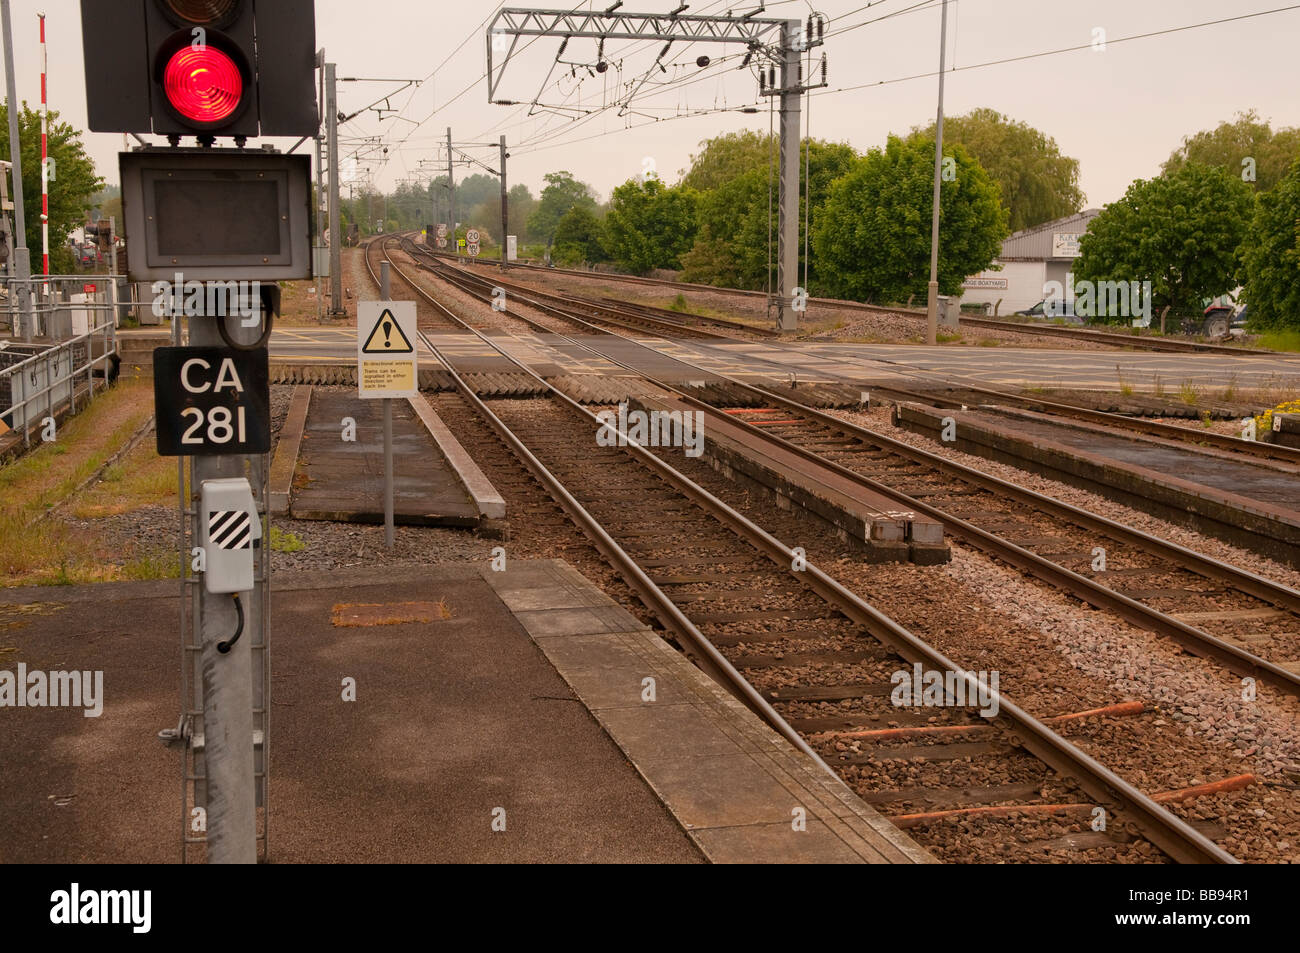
208, 511, 252, 550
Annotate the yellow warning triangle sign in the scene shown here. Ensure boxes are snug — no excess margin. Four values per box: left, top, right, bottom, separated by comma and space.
361, 308, 414, 354
0, 416, 9, 437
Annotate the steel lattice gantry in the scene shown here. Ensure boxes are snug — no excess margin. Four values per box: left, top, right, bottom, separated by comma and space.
487, 7, 824, 331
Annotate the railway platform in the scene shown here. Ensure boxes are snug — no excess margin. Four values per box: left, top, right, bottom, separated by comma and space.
895, 401, 1300, 570
0, 560, 931, 864
279, 387, 499, 527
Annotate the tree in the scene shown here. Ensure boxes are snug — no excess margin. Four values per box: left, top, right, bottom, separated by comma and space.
0, 102, 104, 273
1074, 163, 1255, 319
551, 205, 606, 266
602, 177, 698, 274
468, 183, 537, 242
679, 134, 858, 292
1163, 110, 1300, 194
527, 171, 598, 252
813, 135, 1006, 303
679, 130, 773, 192
908, 108, 1083, 232
1239, 155, 1300, 331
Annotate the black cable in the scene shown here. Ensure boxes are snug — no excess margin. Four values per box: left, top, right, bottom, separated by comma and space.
218, 594, 244, 654
217, 310, 273, 351
216, 285, 277, 351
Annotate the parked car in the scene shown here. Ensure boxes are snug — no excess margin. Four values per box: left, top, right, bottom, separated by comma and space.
1014, 299, 1084, 324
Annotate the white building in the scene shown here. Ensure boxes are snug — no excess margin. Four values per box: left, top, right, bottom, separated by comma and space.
960, 209, 1101, 314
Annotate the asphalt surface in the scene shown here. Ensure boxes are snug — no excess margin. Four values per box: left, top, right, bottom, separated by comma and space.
0, 566, 703, 863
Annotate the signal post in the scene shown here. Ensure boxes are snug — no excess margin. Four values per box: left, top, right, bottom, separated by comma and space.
79, 0, 318, 863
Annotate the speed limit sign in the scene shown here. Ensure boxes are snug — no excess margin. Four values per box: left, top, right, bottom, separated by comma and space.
466, 228, 480, 244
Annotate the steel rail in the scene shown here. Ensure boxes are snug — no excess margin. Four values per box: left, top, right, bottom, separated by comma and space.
364, 237, 839, 773
421, 248, 1275, 356
407, 239, 1300, 698
382, 236, 1238, 863
868, 380, 1300, 467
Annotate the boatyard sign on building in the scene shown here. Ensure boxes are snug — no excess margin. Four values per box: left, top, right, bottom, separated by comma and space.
1052, 233, 1083, 258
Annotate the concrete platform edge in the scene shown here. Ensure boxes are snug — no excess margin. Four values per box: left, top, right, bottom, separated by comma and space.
481, 559, 937, 865
410, 394, 507, 519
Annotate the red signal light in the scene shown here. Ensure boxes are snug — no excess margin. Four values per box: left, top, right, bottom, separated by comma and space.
162, 45, 244, 124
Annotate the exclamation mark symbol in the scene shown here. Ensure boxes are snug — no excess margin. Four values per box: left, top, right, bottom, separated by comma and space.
383, 319, 392, 348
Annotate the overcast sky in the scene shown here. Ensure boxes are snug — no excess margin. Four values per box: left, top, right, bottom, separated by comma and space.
8, 0, 1300, 207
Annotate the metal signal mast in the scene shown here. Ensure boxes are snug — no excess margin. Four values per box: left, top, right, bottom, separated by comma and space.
486, 6, 826, 331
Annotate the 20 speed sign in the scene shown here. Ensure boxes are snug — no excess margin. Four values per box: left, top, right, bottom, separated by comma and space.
153, 347, 270, 456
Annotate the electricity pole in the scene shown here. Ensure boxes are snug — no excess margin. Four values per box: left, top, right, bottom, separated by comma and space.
926, 0, 950, 347
446, 128, 457, 256
775, 21, 801, 332
1, 0, 32, 340
499, 135, 509, 271
326, 62, 345, 316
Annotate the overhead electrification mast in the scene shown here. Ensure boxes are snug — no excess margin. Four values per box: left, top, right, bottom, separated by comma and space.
486, 6, 826, 331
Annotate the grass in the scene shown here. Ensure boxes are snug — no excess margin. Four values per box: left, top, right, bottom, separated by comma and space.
0, 380, 174, 587
1219, 372, 1240, 404
669, 293, 691, 313
1179, 380, 1202, 406
1152, 373, 1165, 399
1257, 330, 1300, 353
937, 331, 962, 344
269, 526, 306, 554
72, 442, 183, 518
1116, 365, 1134, 398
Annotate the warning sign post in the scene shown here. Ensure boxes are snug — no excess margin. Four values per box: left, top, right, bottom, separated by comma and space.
357, 301, 418, 400
360, 269, 418, 550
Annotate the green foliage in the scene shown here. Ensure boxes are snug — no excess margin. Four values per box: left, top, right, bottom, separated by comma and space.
679, 134, 857, 292
679, 131, 773, 192
269, 527, 306, 554
908, 107, 1083, 232
1075, 162, 1255, 318
602, 177, 698, 274
1163, 109, 1300, 194
0, 103, 104, 273
1240, 155, 1300, 331
551, 204, 606, 265
813, 136, 1006, 303
527, 171, 599, 251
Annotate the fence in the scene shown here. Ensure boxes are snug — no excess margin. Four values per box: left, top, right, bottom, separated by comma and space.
0, 276, 122, 448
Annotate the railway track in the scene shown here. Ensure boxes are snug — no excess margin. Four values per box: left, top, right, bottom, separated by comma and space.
393, 235, 1300, 696
867, 380, 1300, 467
360, 235, 1253, 863
420, 244, 1274, 356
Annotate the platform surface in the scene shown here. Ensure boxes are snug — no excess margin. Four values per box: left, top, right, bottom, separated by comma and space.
291, 389, 478, 525
0, 559, 933, 863
0, 563, 702, 863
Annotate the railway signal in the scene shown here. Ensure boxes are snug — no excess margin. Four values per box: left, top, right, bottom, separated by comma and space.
79, 0, 317, 141
76, 0, 319, 864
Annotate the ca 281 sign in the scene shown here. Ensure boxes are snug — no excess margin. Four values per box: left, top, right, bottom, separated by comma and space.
153, 347, 270, 456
